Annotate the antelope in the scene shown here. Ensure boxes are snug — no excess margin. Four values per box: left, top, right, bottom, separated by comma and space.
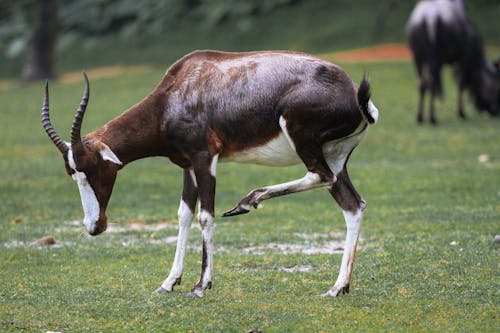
406, 0, 500, 124
41, 50, 379, 298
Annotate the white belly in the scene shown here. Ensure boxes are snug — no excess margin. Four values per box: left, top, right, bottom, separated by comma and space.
221, 132, 301, 167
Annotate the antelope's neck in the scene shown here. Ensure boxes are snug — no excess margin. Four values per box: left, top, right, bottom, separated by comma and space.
89, 94, 167, 165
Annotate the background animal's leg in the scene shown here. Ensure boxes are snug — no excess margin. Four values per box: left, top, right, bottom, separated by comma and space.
429, 89, 437, 125
322, 167, 365, 297
156, 169, 198, 293
429, 56, 442, 125
457, 82, 466, 119
417, 79, 426, 123
188, 153, 217, 298
222, 171, 334, 216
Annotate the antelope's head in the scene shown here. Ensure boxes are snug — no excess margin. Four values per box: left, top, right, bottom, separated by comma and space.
41, 73, 123, 235
476, 60, 500, 117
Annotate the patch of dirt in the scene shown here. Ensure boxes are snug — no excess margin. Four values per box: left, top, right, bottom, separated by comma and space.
0, 81, 14, 91
0, 45, 411, 91
0, 65, 150, 92
330, 43, 411, 62
30, 235, 57, 247
60, 65, 150, 84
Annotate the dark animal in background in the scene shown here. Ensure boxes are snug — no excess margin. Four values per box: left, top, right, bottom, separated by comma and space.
406, 0, 500, 124
41, 50, 379, 297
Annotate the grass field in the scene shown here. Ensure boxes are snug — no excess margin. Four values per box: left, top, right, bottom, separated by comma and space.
1, 54, 499, 332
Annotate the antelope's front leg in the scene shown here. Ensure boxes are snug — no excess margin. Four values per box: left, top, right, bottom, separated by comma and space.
156, 169, 198, 293
187, 153, 218, 298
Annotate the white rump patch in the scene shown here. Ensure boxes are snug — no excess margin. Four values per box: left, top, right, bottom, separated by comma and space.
322, 129, 367, 175
67, 149, 100, 232
368, 100, 379, 124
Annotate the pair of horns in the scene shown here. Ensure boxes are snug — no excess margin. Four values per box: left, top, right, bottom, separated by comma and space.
41, 72, 89, 155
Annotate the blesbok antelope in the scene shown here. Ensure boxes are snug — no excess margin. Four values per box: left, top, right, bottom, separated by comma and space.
406, 0, 500, 124
41, 50, 379, 298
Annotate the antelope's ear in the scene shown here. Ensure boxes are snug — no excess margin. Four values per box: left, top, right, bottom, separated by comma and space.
98, 142, 122, 165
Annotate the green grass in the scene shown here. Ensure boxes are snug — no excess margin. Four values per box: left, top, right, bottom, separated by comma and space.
1, 57, 499, 332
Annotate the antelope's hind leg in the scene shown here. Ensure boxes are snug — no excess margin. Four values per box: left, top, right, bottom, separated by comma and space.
321, 167, 365, 297
320, 128, 368, 296
155, 169, 198, 293
222, 115, 335, 217
222, 171, 334, 217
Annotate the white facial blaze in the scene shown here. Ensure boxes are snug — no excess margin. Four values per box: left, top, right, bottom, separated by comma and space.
67, 149, 100, 232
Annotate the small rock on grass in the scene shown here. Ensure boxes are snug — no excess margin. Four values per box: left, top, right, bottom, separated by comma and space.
30, 236, 57, 247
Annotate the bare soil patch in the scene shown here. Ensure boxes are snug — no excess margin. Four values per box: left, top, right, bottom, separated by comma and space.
60, 65, 150, 84
0, 45, 411, 91
0, 65, 150, 91
330, 43, 411, 62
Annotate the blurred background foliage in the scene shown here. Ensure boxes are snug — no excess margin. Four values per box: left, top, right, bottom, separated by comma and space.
0, 0, 499, 78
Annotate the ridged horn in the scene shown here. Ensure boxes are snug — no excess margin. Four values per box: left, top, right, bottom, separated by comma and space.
71, 72, 90, 148
41, 80, 69, 155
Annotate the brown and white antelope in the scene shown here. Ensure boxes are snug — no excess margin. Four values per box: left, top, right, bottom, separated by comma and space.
41, 50, 379, 297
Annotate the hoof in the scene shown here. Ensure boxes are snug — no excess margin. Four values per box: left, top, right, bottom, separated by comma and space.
186, 290, 203, 298
222, 205, 250, 217
155, 277, 181, 294
153, 286, 170, 294
320, 284, 349, 297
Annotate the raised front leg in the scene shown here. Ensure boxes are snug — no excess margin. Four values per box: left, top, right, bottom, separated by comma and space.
187, 153, 218, 298
322, 168, 365, 297
222, 171, 334, 217
155, 169, 198, 293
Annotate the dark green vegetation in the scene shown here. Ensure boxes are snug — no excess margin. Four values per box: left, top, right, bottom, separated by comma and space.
1, 0, 500, 78
1, 54, 499, 331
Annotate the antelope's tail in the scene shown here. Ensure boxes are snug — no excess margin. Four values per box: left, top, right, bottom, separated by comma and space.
358, 76, 378, 124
